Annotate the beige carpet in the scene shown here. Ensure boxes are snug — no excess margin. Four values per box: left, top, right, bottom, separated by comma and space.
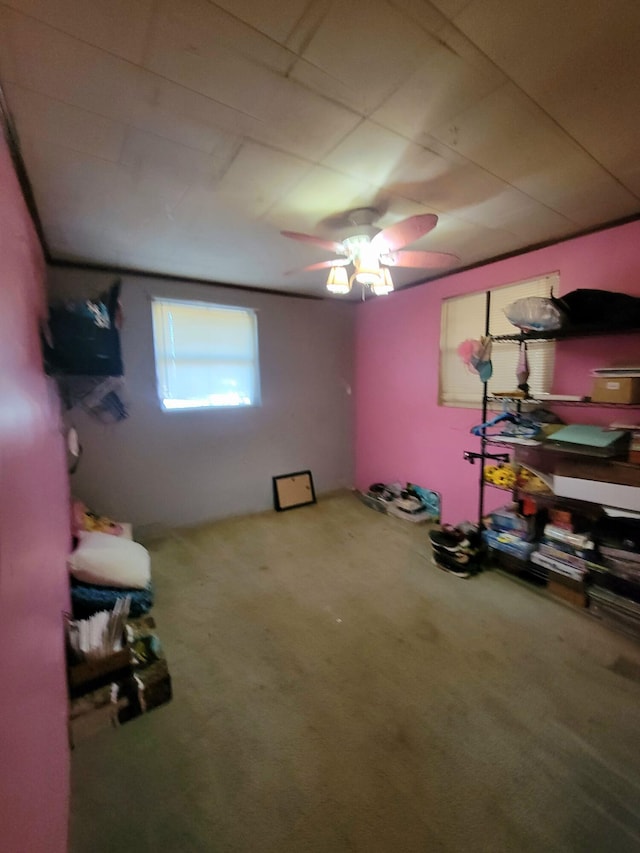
70, 492, 640, 852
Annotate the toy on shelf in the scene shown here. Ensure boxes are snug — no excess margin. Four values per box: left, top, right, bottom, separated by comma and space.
516, 465, 553, 494
483, 463, 517, 490
483, 463, 552, 494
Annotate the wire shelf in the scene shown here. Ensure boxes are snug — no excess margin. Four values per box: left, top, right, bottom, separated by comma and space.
492, 324, 640, 343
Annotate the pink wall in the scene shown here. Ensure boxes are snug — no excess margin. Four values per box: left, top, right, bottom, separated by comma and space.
354, 220, 640, 525
0, 135, 70, 851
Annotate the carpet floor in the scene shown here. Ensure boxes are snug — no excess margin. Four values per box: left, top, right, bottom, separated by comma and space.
70, 491, 640, 852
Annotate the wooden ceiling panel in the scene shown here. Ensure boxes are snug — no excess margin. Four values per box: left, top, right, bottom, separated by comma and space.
212, 0, 311, 44
453, 0, 640, 196
452, 187, 575, 243
2, 0, 154, 63
371, 41, 504, 144
212, 141, 311, 218
321, 120, 520, 220
264, 164, 377, 235
118, 128, 238, 202
18, 140, 121, 250
5, 84, 126, 163
242, 77, 361, 162
1, 0, 639, 295
432, 84, 639, 223
145, 0, 293, 84
292, 0, 440, 115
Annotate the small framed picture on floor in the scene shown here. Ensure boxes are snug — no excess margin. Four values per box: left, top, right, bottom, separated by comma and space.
272, 470, 316, 511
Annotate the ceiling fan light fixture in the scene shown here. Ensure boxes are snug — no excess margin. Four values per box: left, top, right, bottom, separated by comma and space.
355, 269, 381, 285
282, 210, 456, 296
326, 266, 351, 294
371, 267, 394, 296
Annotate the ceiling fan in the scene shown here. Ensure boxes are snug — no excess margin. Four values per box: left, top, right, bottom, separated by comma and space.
281, 207, 458, 296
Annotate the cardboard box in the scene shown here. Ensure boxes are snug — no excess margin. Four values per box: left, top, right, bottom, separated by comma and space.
546, 567, 586, 591
69, 689, 129, 744
548, 579, 587, 607
68, 647, 132, 697
591, 376, 640, 404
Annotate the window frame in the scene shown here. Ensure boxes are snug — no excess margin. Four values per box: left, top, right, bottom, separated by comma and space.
439, 274, 559, 408
151, 296, 261, 413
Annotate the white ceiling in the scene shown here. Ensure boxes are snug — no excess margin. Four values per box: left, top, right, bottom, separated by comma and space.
1, 0, 639, 297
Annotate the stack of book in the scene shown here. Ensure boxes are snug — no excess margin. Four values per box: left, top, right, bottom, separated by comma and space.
530, 524, 596, 606
482, 505, 536, 563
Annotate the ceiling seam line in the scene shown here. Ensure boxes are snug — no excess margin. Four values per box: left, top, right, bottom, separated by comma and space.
4, 11, 374, 159
283, 0, 331, 57
5, 5, 361, 120
138, 0, 161, 69
7, 81, 334, 174
386, 0, 450, 44
315, 115, 578, 233
418, 131, 596, 226
7, 4, 303, 79
436, 21, 640, 201
4, 91, 359, 271
10, 7, 636, 205
204, 0, 313, 64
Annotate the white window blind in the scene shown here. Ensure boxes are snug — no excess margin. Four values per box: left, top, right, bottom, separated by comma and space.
152, 298, 260, 410
440, 274, 558, 406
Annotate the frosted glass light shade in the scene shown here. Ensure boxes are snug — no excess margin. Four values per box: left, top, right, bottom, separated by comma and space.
326, 266, 351, 294
371, 267, 394, 295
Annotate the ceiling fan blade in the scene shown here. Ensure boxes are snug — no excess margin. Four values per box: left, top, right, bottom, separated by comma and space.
371, 213, 438, 253
281, 230, 346, 254
381, 250, 459, 270
285, 259, 350, 276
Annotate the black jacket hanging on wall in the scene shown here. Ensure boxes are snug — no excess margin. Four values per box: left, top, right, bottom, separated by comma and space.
42, 281, 123, 377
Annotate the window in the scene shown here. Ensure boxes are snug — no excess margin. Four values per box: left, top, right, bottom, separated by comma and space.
440, 274, 558, 406
152, 298, 260, 410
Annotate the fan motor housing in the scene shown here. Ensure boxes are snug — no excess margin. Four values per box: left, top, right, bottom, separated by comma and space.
338, 208, 381, 246
341, 232, 378, 259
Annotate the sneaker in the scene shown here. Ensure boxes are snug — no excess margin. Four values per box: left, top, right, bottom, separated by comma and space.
393, 495, 423, 513
431, 539, 482, 576
429, 528, 470, 552
430, 539, 475, 556
431, 554, 472, 579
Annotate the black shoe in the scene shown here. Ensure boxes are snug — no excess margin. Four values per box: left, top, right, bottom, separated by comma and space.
430, 539, 477, 557
432, 554, 472, 579
429, 528, 470, 551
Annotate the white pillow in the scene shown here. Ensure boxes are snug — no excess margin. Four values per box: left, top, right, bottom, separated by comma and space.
69, 532, 151, 589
